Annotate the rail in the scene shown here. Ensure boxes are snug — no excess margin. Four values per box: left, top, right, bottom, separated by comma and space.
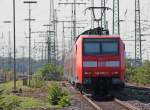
82, 93, 139, 110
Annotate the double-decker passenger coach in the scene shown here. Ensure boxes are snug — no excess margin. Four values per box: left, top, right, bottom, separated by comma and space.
64, 27, 125, 94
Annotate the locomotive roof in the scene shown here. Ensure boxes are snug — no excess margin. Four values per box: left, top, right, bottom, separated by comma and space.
75, 27, 121, 42
80, 27, 109, 35
79, 35, 120, 38
75, 35, 121, 43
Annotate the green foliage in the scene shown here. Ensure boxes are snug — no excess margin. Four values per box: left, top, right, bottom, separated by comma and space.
58, 95, 70, 107
30, 64, 63, 88
30, 71, 45, 88
0, 81, 61, 109
48, 82, 70, 107
125, 60, 150, 85
0, 89, 3, 94
0, 69, 13, 82
125, 60, 136, 81
0, 81, 24, 94
0, 94, 52, 110
0, 89, 4, 109
0, 95, 21, 110
39, 64, 63, 81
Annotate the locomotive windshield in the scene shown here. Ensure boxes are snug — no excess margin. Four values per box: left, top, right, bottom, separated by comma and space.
83, 38, 119, 55
84, 42, 100, 55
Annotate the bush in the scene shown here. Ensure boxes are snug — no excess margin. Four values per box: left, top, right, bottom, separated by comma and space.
39, 64, 63, 81
30, 71, 45, 88
125, 60, 150, 85
48, 82, 70, 107
29, 64, 63, 88
58, 95, 70, 107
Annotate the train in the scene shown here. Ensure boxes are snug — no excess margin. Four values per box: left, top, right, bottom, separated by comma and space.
64, 27, 125, 94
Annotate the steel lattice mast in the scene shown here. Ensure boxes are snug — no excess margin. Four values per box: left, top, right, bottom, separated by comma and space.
101, 0, 106, 29
54, 9, 58, 64
135, 0, 142, 66
49, 0, 57, 65
113, 0, 120, 35
91, 0, 94, 28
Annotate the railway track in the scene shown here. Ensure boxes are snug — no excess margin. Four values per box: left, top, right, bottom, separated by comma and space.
82, 95, 139, 110
61, 81, 140, 110
125, 84, 150, 91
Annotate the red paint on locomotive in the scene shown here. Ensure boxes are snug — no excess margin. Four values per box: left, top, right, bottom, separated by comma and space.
64, 35, 125, 92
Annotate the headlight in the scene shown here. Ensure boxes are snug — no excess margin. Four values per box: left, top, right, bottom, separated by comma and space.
83, 61, 97, 67
84, 72, 89, 75
112, 72, 119, 75
84, 72, 92, 75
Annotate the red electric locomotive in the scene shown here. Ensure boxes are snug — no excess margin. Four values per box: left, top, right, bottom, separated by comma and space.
64, 27, 125, 94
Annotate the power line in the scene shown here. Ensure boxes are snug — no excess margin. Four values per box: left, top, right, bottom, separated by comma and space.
24, 0, 37, 86
58, 1, 86, 40
54, 20, 83, 59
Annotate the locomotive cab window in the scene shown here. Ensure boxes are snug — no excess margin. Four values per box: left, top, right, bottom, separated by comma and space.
84, 42, 100, 55
83, 38, 119, 55
102, 42, 118, 55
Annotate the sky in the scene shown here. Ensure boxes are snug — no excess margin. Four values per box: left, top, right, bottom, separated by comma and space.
0, 0, 150, 60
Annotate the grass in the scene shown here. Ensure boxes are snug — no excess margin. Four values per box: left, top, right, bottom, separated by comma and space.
0, 94, 21, 110
0, 94, 58, 110
19, 97, 58, 109
0, 81, 62, 109
0, 81, 37, 94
